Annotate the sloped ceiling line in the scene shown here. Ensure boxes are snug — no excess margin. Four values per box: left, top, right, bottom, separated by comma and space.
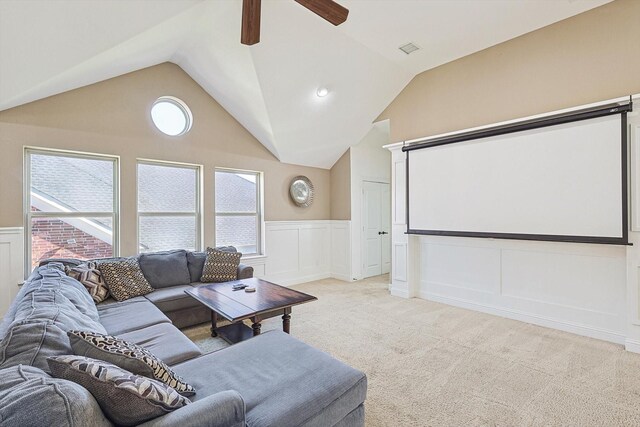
0, 0, 612, 168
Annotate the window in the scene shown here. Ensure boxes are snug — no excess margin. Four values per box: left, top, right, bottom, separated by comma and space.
215, 169, 262, 255
25, 148, 119, 274
137, 160, 201, 253
150, 96, 192, 136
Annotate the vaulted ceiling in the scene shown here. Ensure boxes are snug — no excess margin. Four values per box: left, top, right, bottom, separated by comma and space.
0, 0, 610, 168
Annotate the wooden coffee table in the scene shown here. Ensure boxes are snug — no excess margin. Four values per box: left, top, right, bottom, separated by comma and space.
185, 277, 317, 344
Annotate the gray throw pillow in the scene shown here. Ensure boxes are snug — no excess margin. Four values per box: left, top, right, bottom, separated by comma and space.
97, 258, 154, 301
66, 262, 110, 303
139, 250, 191, 288
67, 330, 195, 396
200, 248, 242, 283
47, 355, 190, 426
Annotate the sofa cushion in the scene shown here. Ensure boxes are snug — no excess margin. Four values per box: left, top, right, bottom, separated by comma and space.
0, 321, 74, 373
0, 364, 111, 427
48, 355, 191, 426
14, 263, 103, 324
145, 285, 201, 312
68, 330, 195, 396
119, 323, 202, 366
66, 261, 110, 303
172, 331, 367, 427
11, 273, 105, 331
159, 305, 211, 330
0, 264, 107, 373
98, 298, 171, 335
135, 390, 246, 427
97, 258, 154, 301
139, 250, 191, 289
187, 247, 236, 282
200, 248, 241, 283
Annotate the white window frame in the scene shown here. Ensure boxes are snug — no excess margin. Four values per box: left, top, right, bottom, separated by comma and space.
214, 168, 264, 256
136, 159, 203, 253
150, 96, 193, 137
24, 147, 120, 277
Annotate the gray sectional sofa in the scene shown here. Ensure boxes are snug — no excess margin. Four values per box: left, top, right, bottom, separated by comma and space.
43, 248, 255, 329
0, 249, 367, 426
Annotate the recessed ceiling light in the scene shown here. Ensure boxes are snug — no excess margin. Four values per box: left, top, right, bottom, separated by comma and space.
316, 87, 329, 97
399, 42, 420, 55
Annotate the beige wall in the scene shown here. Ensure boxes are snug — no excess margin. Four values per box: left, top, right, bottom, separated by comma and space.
330, 149, 351, 220
0, 62, 330, 256
378, 0, 640, 143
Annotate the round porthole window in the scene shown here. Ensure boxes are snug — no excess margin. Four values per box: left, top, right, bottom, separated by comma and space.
150, 96, 192, 136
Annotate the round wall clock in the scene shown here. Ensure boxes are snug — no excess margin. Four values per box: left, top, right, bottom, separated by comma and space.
289, 176, 314, 207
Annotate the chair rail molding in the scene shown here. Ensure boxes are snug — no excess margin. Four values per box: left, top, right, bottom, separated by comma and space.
0, 227, 24, 318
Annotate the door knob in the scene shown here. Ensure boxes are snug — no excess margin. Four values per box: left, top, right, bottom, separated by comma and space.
378, 231, 388, 235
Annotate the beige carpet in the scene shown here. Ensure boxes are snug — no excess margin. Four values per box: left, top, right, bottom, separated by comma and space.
182, 275, 640, 426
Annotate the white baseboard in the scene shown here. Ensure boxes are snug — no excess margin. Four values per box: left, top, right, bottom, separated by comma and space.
331, 273, 353, 282
625, 339, 640, 353
271, 272, 332, 287
421, 291, 626, 345
390, 287, 410, 298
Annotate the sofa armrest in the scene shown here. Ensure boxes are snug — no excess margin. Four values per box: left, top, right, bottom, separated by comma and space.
237, 264, 254, 279
137, 391, 245, 427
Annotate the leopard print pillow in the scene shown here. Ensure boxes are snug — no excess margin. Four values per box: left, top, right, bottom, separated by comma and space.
67, 330, 195, 396
200, 248, 241, 282
96, 258, 153, 301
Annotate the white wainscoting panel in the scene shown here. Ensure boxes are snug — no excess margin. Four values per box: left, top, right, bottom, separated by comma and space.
266, 226, 300, 278
424, 243, 501, 295
300, 227, 329, 273
0, 228, 24, 319
263, 221, 337, 286
331, 221, 352, 281
239, 256, 266, 279
419, 236, 627, 344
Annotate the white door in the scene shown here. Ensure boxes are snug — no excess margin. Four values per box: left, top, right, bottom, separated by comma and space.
363, 181, 391, 278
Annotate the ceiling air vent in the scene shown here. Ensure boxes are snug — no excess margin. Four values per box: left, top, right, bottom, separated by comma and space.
399, 42, 420, 55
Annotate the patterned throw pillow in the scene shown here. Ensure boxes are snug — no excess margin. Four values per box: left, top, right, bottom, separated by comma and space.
200, 247, 242, 282
67, 330, 195, 396
97, 258, 153, 301
47, 355, 190, 426
66, 262, 110, 303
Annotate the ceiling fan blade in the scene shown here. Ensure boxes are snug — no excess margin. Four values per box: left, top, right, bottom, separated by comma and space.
241, 0, 261, 45
295, 0, 349, 26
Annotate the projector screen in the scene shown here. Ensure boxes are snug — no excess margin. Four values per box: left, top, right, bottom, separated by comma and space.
406, 110, 628, 244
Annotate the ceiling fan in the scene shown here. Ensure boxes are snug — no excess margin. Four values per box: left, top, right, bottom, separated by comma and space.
241, 0, 349, 45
